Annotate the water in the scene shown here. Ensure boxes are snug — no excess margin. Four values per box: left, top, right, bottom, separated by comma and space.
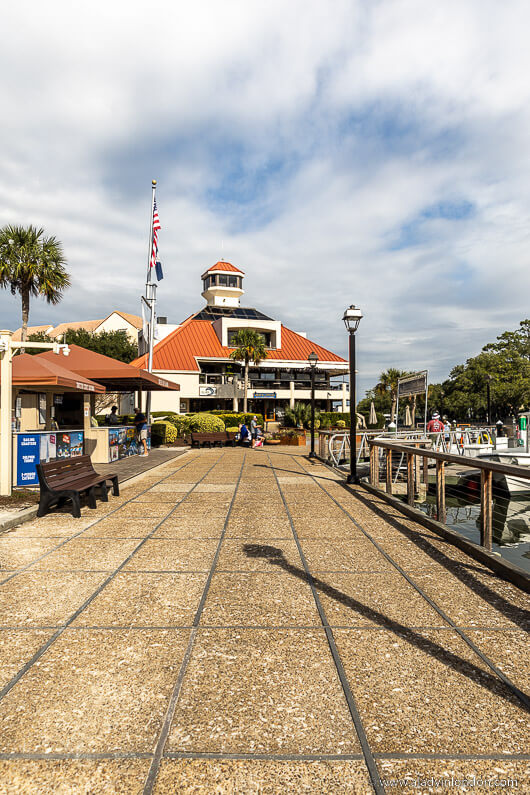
413, 488, 530, 573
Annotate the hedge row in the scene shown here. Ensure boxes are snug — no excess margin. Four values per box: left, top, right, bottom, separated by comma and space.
210, 412, 264, 427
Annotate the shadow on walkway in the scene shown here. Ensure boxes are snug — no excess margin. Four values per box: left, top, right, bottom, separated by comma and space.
243, 543, 530, 711
350, 488, 530, 632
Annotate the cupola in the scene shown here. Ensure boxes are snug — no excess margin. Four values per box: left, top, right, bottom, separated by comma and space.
201, 261, 245, 308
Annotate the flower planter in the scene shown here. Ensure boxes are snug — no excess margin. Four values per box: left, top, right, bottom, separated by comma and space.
279, 434, 307, 446
265, 439, 281, 445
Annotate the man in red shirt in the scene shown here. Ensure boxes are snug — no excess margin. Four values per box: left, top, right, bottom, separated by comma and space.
427, 412, 444, 433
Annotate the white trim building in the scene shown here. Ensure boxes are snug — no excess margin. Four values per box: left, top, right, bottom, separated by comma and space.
131, 262, 350, 419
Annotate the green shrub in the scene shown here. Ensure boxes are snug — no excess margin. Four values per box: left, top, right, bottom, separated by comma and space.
211, 411, 264, 427
226, 425, 240, 433
151, 421, 178, 445
170, 415, 191, 437
284, 402, 320, 429
188, 413, 226, 432
318, 412, 351, 427
336, 419, 346, 429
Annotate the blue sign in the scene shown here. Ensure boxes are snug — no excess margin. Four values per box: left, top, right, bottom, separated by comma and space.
253, 392, 277, 399
16, 434, 40, 486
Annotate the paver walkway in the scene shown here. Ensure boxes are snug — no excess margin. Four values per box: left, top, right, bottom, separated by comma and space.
0, 447, 528, 794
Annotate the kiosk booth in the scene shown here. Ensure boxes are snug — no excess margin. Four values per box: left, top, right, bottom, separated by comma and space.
36, 345, 179, 464
0, 352, 106, 486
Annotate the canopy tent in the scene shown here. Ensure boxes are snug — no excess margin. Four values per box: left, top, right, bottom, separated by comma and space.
4, 353, 105, 393
37, 345, 179, 393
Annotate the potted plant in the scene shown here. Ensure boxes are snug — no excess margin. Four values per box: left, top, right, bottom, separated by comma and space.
279, 428, 307, 446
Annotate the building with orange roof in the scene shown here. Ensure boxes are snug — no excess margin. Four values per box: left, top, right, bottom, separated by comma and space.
130, 262, 349, 419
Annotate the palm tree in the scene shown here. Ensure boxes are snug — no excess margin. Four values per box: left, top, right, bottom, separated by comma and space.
229, 328, 268, 412
0, 225, 70, 341
375, 368, 408, 421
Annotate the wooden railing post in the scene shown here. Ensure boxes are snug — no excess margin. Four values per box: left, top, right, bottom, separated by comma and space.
386, 449, 392, 494
406, 453, 415, 505
481, 469, 493, 551
436, 460, 446, 523
370, 444, 377, 486
423, 452, 429, 485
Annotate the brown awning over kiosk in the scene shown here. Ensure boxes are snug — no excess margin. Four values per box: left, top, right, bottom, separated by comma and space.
5, 353, 105, 393
37, 345, 179, 392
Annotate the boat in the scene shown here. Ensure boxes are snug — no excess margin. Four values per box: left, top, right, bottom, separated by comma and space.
456, 451, 530, 495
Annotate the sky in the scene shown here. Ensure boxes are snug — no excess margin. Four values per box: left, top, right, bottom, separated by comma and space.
1, 0, 530, 396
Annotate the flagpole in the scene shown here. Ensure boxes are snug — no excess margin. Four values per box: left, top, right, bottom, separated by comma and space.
145, 179, 157, 423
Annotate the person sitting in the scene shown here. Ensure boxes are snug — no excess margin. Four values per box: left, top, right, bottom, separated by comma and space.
239, 422, 250, 446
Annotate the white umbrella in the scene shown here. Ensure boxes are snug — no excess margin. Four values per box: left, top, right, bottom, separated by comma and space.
404, 403, 412, 426
369, 401, 377, 425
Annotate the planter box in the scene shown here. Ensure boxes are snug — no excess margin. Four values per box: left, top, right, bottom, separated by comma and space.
265, 439, 281, 445
279, 435, 307, 446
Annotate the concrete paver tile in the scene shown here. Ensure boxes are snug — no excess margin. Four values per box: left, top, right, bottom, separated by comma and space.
377, 758, 529, 794
82, 518, 159, 538
200, 572, 321, 626
465, 630, 530, 692
149, 483, 197, 492
73, 572, 208, 626
0, 572, 109, 626
13, 519, 93, 537
194, 483, 236, 493
315, 572, 447, 628
0, 759, 150, 794
152, 520, 224, 539
0, 630, 55, 690
0, 629, 190, 753
131, 493, 181, 503
124, 540, 218, 571
0, 538, 66, 571
154, 758, 371, 793
334, 628, 528, 754
216, 540, 303, 572
167, 628, 360, 754
225, 517, 293, 538
299, 539, 393, 572
28, 539, 140, 571
412, 571, 530, 629
114, 503, 173, 518
366, 535, 472, 571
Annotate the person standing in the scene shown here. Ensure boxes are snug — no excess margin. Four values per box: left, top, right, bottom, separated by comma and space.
107, 405, 120, 425
250, 415, 258, 448
134, 406, 148, 456
427, 412, 444, 434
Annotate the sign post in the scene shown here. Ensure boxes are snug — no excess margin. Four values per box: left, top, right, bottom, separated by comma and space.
396, 371, 428, 435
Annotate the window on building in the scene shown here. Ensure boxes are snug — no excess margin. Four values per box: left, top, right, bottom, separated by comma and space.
227, 329, 272, 347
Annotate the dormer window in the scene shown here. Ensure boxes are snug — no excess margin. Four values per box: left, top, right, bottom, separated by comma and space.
227, 329, 273, 348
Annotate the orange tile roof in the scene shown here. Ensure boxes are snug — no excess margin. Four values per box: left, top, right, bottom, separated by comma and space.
12, 325, 53, 341
97, 311, 143, 330
204, 261, 244, 274
131, 317, 346, 371
50, 319, 103, 337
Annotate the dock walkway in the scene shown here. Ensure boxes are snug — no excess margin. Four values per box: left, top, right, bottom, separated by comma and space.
0, 447, 528, 793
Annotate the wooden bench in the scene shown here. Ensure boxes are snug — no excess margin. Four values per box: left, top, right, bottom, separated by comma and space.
189, 431, 237, 448
36, 455, 119, 518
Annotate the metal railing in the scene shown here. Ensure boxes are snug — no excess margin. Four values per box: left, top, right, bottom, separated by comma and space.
367, 439, 530, 552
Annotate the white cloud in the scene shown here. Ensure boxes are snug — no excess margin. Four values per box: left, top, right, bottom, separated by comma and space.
1, 0, 530, 397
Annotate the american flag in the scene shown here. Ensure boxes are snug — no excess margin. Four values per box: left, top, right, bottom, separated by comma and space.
150, 199, 161, 269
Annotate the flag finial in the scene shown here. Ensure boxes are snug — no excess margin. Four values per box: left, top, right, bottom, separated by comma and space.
152, 179, 157, 186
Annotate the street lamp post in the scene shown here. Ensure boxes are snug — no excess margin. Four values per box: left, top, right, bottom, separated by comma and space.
342, 305, 363, 484
308, 351, 318, 458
